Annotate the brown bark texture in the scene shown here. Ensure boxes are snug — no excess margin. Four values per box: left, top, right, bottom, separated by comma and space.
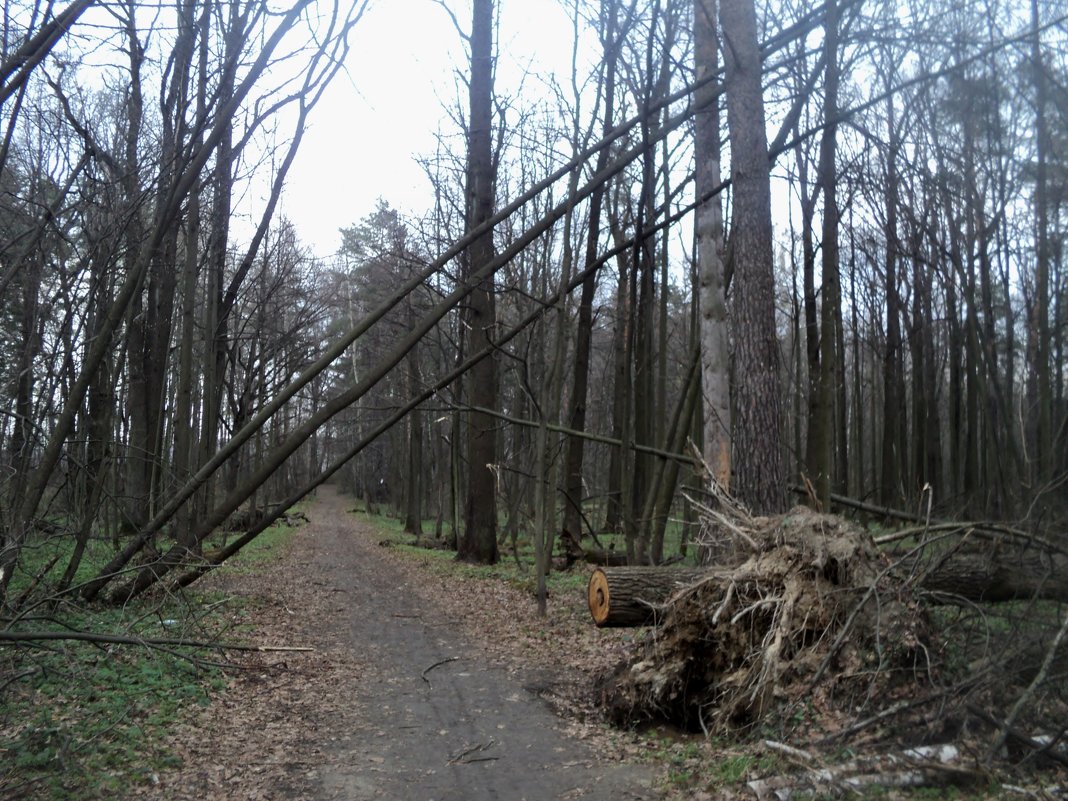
458, 0, 499, 564
719, 0, 786, 514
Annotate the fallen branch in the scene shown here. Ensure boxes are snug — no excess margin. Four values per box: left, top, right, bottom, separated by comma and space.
747, 744, 978, 801
0, 630, 314, 652
968, 707, 1068, 769
988, 604, 1068, 761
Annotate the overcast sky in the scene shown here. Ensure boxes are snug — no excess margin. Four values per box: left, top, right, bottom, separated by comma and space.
276, 0, 581, 258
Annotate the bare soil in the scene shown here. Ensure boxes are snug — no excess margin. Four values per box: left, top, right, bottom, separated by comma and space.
153, 485, 658, 800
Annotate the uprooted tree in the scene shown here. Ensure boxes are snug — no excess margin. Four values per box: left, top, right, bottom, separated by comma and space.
594, 495, 1068, 780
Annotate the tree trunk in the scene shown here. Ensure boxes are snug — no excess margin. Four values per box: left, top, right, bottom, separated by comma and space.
403, 334, 424, 537
880, 86, 905, 508
814, 0, 840, 509
694, 0, 731, 490
588, 566, 714, 627
458, 0, 499, 565
604, 208, 631, 535
720, 0, 786, 514
591, 544, 1068, 628
562, 0, 619, 542
1027, 0, 1053, 488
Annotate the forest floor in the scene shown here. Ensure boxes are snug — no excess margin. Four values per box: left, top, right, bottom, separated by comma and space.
147, 485, 665, 800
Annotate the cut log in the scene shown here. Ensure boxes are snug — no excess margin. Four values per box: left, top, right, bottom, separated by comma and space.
587, 566, 716, 627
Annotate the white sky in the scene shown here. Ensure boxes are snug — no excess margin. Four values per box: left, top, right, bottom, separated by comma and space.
277, 0, 580, 258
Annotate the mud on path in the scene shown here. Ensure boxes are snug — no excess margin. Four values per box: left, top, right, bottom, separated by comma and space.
156, 486, 657, 800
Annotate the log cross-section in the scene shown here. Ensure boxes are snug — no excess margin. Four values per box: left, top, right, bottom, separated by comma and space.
587, 567, 713, 627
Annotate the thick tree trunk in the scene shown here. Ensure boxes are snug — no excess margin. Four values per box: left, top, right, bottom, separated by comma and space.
588, 566, 714, 627
590, 545, 1068, 628
719, 0, 786, 514
919, 550, 1068, 604
458, 0, 498, 565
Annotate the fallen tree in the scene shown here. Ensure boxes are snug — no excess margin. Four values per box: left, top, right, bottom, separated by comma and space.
588, 513, 1068, 628
595, 503, 1068, 743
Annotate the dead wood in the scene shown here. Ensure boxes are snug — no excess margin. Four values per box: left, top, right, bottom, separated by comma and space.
588, 566, 720, 626
0, 630, 314, 652
746, 743, 981, 801
598, 506, 930, 733
919, 547, 1068, 603
967, 705, 1068, 769
595, 492, 1068, 770
559, 528, 627, 568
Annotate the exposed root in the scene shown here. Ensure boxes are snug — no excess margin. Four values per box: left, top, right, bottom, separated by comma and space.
599, 506, 931, 735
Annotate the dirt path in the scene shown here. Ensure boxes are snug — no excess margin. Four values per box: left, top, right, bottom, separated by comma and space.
159, 486, 657, 800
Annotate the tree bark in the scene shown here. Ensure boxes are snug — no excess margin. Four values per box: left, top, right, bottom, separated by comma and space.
590, 545, 1068, 628
720, 0, 786, 514
458, 0, 498, 565
694, 0, 731, 490
588, 566, 714, 627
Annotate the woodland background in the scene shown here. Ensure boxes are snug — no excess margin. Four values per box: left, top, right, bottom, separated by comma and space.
0, 0, 1065, 600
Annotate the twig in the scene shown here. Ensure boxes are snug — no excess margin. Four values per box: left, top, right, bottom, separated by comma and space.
421, 655, 459, 687
816, 696, 937, 744
762, 739, 815, 763
0, 667, 38, 693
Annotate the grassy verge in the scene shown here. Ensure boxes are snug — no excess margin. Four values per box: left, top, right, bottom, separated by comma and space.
0, 507, 306, 800
359, 510, 590, 596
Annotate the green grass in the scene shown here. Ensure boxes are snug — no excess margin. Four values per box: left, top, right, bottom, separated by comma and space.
1, 508, 307, 800
205, 501, 309, 572
355, 508, 592, 597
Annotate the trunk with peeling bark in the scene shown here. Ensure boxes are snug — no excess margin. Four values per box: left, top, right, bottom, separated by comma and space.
694, 0, 730, 489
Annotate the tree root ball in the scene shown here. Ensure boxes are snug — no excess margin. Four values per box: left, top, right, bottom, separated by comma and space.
597, 507, 931, 734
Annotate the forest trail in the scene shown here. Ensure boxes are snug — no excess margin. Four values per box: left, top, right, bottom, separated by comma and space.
161, 485, 657, 800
